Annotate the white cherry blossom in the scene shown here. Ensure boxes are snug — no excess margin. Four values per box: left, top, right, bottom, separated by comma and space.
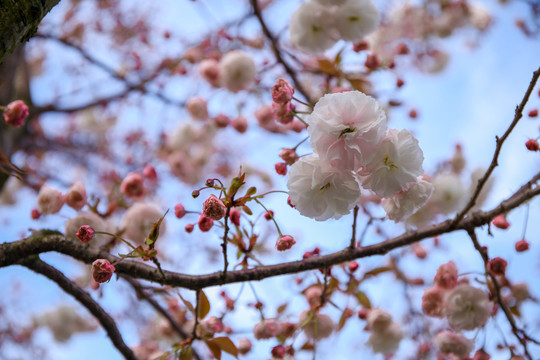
335, 0, 380, 42
360, 128, 424, 198
431, 171, 466, 214
218, 50, 256, 92
382, 177, 433, 222
434, 330, 474, 358
287, 154, 362, 221
444, 284, 492, 330
289, 1, 339, 54
367, 322, 403, 354
307, 91, 387, 169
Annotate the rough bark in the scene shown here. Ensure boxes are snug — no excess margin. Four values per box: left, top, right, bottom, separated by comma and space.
0, 0, 60, 64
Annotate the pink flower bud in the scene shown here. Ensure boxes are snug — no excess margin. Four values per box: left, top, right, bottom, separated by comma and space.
255, 104, 274, 126
31, 209, 40, 219
353, 40, 369, 52
434, 261, 458, 290
91, 259, 115, 283
120, 172, 145, 198
174, 203, 186, 219
229, 208, 241, 226
396, 78, 405, 88
253, 319, 282, 339
276, 235, 296, 251
142, 165, 157, 181
409, 109, 418, 119
487, 257, 507, 276
304, 286, 323, 308
231, 116, 248, 133
358, 309, 369, 319
348, 261, 359, 272
287, 196, 295, 208
185, 224, 194, 233
473, 349, 491, 360
264, 210, 274, 220
395, 43, 410, 55
76, 225, 95, 243
3, 100, 29, 127
213, 114, 230, 128
198, 215, 214, 232
515, 239, 529, 252
279, 148, 298, 165
525, 139, 539, 151
421, 286, 446, 318
271, 78, 294, 104
275, 162, 287, 175
492, 214, 510, 229
272, 102, 295, 124
271, 345, 286, 358
65, 182, 87, 211
364, 53, 380, 70
413, 244, 427, 259
37, 184, 65, 215
528, 109, 538, 118
186, 97, 208, 121
237, 338, 252, 355
202, 194, 226, 220
199, 59, 221, 87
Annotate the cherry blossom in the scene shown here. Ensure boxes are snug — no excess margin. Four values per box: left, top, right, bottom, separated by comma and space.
289, 1, 338, 54
287, 154, 362, 221
434, 330, 474, 358
37, 184, 65, 215
218, 50, 256, 92
443, 284, 492, 330
382, 177, 433, 222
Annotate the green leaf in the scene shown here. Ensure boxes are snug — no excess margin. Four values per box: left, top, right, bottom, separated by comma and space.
179, 346, 193, 360
212, 337, 238, 357
356, 291, 371, 309
198, 290, 211, 319
242, 205, 252, 215
244, 186, 256, 197
364, 266, 392, 278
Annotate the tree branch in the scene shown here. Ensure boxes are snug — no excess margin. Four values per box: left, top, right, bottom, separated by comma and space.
19, 256, 137, 360
0, 0, 60, 64
452, 66, 540, 226
2, 171, 539, 291
250, 0, 313, 104
466, 229, 533, 360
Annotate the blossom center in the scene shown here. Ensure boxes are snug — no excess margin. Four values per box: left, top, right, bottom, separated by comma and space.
383, 155, 398, 170
319, 183, 331, 191
339, 127, 356, 138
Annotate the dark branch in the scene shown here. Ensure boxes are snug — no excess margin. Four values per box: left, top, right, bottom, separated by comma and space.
452, 66, 540, 225
2, 171, 539, 291
250, 0, 313, 104
19, 256, 137, 360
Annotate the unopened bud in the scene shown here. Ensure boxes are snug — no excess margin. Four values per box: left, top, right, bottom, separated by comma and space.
492, 214, 510, 229
3, 100, 29, 127
348, 261, 359, 272
185, 224, 194, 233
202, 194, 226, 220
515, 239, 529, 252
272, 78, 294, 104
528, 109, 538, 118
487, 257, 508, 276
192, 190, 200, 198
76, 225, 95, 243
276, 235, 296, 251
264, 210, 274, 221
198, 215, 214, 232
174, 203, 186, 219
275, 162, 287, 175
525, 139, 539, 151
120, 172, 144, 198
229, 208, 241, 226
91, 259, 115, 283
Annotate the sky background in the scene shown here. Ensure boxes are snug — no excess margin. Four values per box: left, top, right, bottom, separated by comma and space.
1, 0, 540, 359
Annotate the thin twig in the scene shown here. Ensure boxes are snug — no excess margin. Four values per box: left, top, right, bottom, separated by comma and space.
466, 228, 533, 360
250, 0, 313, 104
452, 67, 540, 226
221, 207, 231, 278
350, 206, 359, 249
19, 257, 137, 360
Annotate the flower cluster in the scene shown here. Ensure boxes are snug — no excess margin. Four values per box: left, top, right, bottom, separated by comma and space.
289, 0, 380, 53
422, 262, 493, 331
287, 91, 429, 221
365, 308, 404, 355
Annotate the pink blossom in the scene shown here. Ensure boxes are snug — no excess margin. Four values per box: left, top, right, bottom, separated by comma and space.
253, 318, 282, 339
91, 259, 115, 283
487, 257, 507, 276
299, 311, 334, 340
185, 224, 194, 233
421, 286, 446, 318
304, 286, 323, 308
272, 78, 294, 104
275, 162, 287, 175
186, 97, 208, 121
76, 225, 95, 243
474, 349, 491, 360
174, 203, 186, 219
198, 215, 214, 232
279, 148, 298, 165
120, 172, 145, 198
231, 116, 248, 133
237, 338, 252, 355
31, 209, 40, 219
276, 235, 296, 251
65, 182, 87, 211
3, 100, 29, 127
434, 261, 458, 290
255, 104, 275, 126
199, 59, 221, 87
264, 210, 274, 220
272, 101, 295, 124
434, 330, 473, 358
37, 184, 65, 215
213, 114, 230, 128
142, 165, 157, 181
202, 194, 226, 220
